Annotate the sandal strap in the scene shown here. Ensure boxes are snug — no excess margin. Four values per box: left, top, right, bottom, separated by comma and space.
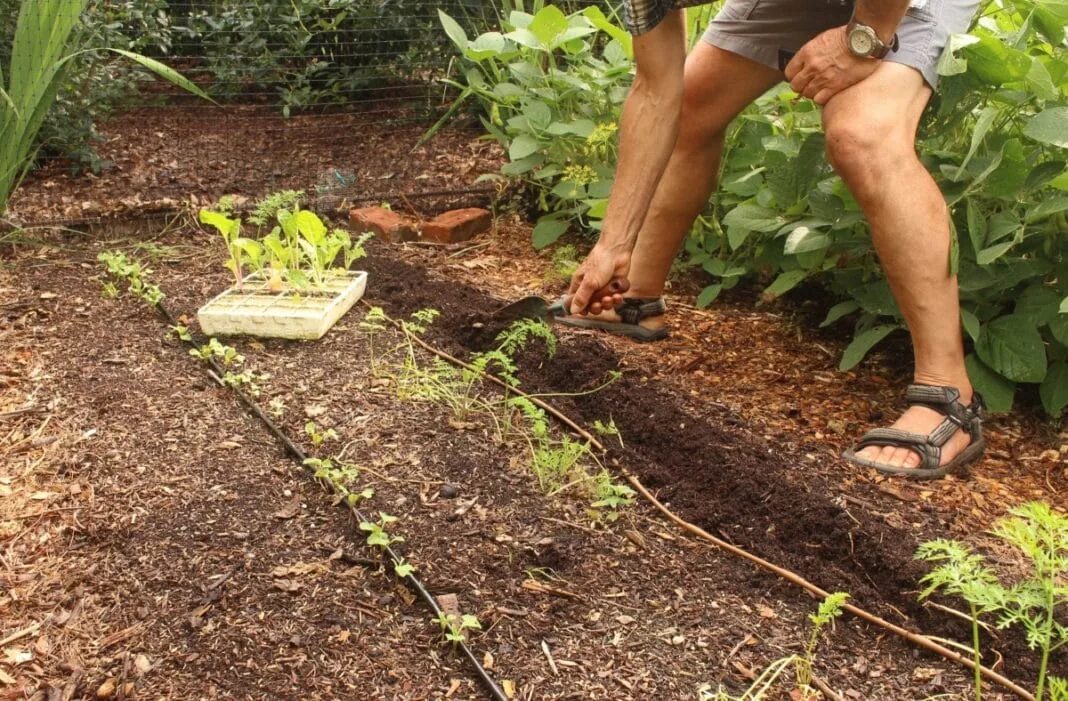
854, 427, 942, 471
616, 297, 666, 325
905, 384, 984, 442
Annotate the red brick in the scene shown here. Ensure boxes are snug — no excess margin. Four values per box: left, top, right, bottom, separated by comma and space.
420, 208, 492, 244
349, 206, 419, 243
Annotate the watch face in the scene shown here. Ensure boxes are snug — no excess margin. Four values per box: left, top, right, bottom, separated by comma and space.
849, 29, 874, 55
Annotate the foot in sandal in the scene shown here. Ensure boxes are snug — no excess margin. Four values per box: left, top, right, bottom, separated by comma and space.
844, 384, 985, 480
556, 297, 669, 342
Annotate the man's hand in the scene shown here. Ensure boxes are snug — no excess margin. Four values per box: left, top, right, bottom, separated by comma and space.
568, 244, 631, 315
785, 27, 880, 105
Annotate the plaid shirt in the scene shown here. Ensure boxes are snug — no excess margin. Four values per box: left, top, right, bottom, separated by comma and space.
622, 0, 710, 35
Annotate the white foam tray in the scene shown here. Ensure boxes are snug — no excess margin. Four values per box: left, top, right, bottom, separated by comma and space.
197, 270, 367, 340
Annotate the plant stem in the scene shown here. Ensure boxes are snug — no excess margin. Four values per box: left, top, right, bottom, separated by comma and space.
971, 602, 982, 701
1035, 583, 1055, 701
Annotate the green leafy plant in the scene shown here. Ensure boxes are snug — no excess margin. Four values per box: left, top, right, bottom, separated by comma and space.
699, 592, 850, 701
917, 502, 1068, 701
304, 457, 373, 507
189, 338, 244, 367
437, 4, 634, 247
794, 592, 849, 697
587, 471, 634, 523
0, 0, 210, 213
304, 421, 338, 448
435, 611, 482, 645
359, 512, 404, 548
98, 250, 165, 307
198, 192, 372, 294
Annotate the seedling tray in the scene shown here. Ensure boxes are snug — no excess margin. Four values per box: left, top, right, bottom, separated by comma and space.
197, 270, 367, 340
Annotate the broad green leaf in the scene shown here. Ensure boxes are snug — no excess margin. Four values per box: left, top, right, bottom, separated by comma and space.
763, 270, 807, 299
1016, 284, 1061, 326
960, 308, 981, 342
1025, 59, 1057, 102
975, 314, 1047, 383
728, 227, 750, 250
722, 203, 783, 233
1062, 297, 1068, 314
820, 301, 860, 328
505, 28, 542, 50
529, 6, 569, 47
1039, 362, 1068, 415
696, 284, 722, 308
965, 354, 1015, 413
1050, 314, 1068, 346
976, 240, 1014, 265
524, 100, 552, 131
1025, 196, 1068, 223
839, 325, 899, 372
936, 33, 980, 77
1034, 7, 1066, 44
466, 32, 506, 61
960, 35, 1031, 85
583, 6, 633, 57
1024, 108, 1068, 149
508, 134, 541, 161
545, 119, 595, 137
959, 106, 997, 173
532, 217, 568, 248
438, 10, 469, 50
784, 226, 830, 255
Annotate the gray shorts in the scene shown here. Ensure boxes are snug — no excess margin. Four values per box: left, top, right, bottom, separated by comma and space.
701, 0, 978, 87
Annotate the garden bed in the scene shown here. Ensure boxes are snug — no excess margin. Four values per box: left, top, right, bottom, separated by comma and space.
3, 224, 1063, 699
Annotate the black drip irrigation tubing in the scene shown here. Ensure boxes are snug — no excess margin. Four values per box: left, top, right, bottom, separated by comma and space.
150, 299, 508, 701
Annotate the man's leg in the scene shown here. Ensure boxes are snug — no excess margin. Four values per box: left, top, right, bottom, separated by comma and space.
567, 42, 781, 331
823, 62, 974, 470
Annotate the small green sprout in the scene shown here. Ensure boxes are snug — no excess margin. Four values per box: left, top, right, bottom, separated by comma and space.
435, 611, 482, 645
304, 421, 338, 447
168, 324, 193, 342
359, 513, 403, 548
393, 557, 416, 578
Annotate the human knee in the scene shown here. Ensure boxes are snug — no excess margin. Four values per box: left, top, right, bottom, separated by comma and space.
676, 84, 731, 150
824, 112, 914, 177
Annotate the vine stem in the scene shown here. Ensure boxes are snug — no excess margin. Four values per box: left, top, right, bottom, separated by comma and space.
369, 301, 1036, 701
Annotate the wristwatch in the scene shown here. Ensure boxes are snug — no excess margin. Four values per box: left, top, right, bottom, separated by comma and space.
846, 19, 899, 59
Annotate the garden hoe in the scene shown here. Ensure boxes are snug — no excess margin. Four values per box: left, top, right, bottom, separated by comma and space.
490, 279, 629, 325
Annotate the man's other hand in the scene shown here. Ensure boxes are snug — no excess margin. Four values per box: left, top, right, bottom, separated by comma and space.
785, 27, 880, 105
568, 244, 631, 315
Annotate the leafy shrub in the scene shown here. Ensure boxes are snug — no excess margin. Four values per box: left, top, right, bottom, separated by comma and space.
443, 0, 1068, 414
437, 4, 635, 247
0, 0, 175, 171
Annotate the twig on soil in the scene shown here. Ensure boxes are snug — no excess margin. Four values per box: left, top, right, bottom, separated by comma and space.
0, 405, 46, 421
811, 674, 842, 701
0, 618, 48, 647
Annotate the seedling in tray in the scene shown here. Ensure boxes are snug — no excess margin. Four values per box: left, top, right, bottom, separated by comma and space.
196, 191, 373, 340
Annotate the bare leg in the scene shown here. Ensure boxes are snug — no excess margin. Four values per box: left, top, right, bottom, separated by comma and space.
567, 42, 780, 330
823, 62, 974, 470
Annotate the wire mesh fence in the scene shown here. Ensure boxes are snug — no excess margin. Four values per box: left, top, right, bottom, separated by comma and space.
2, 0, 597, 224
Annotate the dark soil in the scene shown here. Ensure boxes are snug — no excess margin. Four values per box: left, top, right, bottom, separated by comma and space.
359, 248, 1067, 683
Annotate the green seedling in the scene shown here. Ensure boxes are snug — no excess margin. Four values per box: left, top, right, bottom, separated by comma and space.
794, 592, 849, 697
221, 369, 268, 396
588, 472, 635, 523
167, 324, 193, 342
435, 611, 482, 645
189, 338, 244, 367
917, 501, 1068, 701
303, 457, 369, 502
393, 557, 416, 578
98, 250, 165, 307
304, 421, 338, 447
268, 397, 287, 418
592, 417, 623, 447
359, 512, 403, 548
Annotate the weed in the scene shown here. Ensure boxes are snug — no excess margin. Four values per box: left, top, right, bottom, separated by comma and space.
916, 501, 1068, 701
221, 369, 268, 396
546, 244, 580, 283
304, 457, 372, 507
591, 417, 623, 447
